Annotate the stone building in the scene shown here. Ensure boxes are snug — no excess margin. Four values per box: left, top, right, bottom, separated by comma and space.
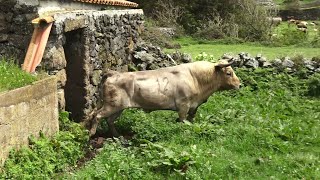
0, 0, 144, 126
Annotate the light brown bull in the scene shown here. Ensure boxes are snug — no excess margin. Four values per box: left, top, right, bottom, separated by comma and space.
89, 59, 241, 136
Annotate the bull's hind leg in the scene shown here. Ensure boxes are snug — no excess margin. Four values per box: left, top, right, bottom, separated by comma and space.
177, 103, 190, 122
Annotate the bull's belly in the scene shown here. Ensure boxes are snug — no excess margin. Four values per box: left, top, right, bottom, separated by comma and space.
129, 80, 177, 110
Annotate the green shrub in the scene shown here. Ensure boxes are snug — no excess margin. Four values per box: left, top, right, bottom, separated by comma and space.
307, 73, 320, 97
0, 112, 89, 179
195, 52, 215, 61
140, 141, 196, 175
273, 27, 308, 46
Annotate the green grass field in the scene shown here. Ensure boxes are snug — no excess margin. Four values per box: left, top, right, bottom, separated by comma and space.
166, 37, 320, 61
67, 68, 320, 179
165, 21, 320, 61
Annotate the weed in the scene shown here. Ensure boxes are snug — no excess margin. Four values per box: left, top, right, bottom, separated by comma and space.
307, 73, 320, 97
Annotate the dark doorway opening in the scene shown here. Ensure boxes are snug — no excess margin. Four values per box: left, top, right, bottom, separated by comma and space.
64, 29, 87, 122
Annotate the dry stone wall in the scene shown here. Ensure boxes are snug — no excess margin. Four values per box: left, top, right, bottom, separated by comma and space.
0, 0, 38, 60
42, 9, 144, 125
0, 0, 144, 132
0, 76, 59, 165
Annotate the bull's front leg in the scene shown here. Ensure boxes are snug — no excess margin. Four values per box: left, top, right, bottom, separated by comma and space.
106, 111, 123, 137
177, 103, 190, 122
89, 105, 118, 137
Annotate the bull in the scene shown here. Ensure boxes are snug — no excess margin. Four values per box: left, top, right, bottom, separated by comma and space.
88, 59, 241, 137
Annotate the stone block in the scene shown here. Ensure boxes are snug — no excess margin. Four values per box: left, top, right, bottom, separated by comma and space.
55, 69, 67, 88
42, 44, 67, 70
57, 89, 65, 110
64, 17, 87, 32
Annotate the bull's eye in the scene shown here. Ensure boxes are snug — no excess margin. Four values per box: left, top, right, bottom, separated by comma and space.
226, 71, 232, 76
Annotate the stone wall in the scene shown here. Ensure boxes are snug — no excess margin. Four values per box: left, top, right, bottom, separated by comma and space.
0, 0, 38, 60
0, 76, 59, 165
43, 9, 144, 125
0, 0, 144, 126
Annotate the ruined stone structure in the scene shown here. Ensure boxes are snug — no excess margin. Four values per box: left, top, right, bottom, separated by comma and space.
0, 0, 144, 126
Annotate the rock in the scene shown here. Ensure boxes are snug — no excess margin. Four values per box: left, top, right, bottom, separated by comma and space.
221, 53, 233, 60
42, 45, 67, 70
315, 68, 320, 73
55, 69, 67, 88
91, 70, 102, 86
157, 27, 175, 37
137, 63, 147, 71
181, 53, 192, 63
256, 54, 267, 67
282, 57, 294, 68
133, 51, 156, 63
304, 60, 316, 71
244, 58, 259, 68
57, 89, 65, 110
272, 58, 282, 67
233, 57, 244, 68
239, 52, 246, 60
148, 64, 160, 70
64, 16, 87, 32
262, 61, 273, 68
0, 34, 8, 42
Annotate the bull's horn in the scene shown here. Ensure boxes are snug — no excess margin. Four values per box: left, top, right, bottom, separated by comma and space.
216, 58, 234, 68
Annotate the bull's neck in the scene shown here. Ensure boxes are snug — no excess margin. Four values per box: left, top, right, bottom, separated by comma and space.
192, 67, 221, 98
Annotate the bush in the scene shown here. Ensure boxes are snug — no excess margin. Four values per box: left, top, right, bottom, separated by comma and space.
136, 0, 275, 41
307, 73, 320, 97
272, 27, 308, 46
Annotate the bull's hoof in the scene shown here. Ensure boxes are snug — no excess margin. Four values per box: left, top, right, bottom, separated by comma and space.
176, 118, 186, 123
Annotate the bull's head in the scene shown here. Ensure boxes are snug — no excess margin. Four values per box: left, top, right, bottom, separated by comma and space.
215, 58, 241, 90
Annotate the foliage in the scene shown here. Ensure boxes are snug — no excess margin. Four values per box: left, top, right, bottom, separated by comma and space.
195, 52, 215, 61
0, 112, 89, 179
71, 67, 320, 179
272, 26, 308, 46
135, 0, 275, 41
0, 56, 37, 92
307, 73, 320, 96
139, 141, 196, 175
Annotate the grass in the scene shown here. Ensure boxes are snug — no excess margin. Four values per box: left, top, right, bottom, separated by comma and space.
67, 68, 320, 179
0, 57, 38, 92
165, 36, 320, 60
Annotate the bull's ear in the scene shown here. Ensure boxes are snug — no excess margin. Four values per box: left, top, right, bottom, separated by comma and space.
215, 58, 234, 70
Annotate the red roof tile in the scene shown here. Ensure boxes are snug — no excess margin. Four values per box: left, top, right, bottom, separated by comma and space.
73, 0, 138, 8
